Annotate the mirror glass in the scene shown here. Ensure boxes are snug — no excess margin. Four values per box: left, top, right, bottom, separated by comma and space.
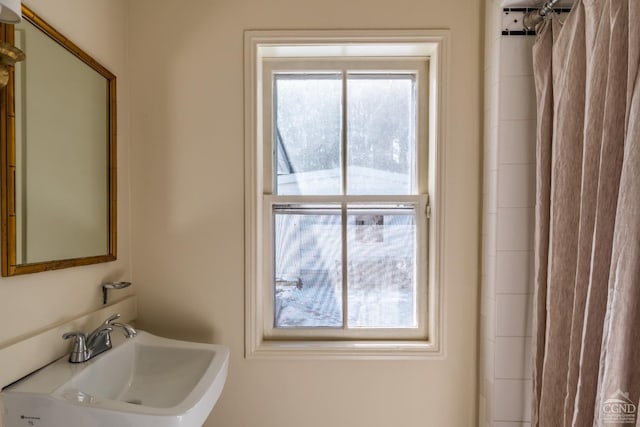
1, 6, 116, 276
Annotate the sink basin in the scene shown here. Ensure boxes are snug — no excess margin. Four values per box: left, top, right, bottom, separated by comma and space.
1, 331, 229, 427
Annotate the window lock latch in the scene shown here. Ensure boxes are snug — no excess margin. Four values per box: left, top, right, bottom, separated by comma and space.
425, 196, 431, 219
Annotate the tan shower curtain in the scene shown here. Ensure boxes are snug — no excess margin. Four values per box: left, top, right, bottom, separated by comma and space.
532, 0, 640, 426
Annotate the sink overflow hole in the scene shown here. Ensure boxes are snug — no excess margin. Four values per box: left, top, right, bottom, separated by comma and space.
127, 399, 143, 405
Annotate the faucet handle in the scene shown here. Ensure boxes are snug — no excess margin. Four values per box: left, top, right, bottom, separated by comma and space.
63, 331, 86, 342
86, 325, 114, 348
104, 313, 121, 325
62, 332, 88, 363
86, 314, 119, 344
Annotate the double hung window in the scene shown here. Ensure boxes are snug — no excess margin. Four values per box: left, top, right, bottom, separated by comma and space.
245, 31, 446, 356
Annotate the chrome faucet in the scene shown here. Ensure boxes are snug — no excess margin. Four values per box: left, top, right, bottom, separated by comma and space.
62, 313, 137, 363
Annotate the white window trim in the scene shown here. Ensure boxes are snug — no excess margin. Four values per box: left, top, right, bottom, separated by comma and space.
244, 29, 449, 359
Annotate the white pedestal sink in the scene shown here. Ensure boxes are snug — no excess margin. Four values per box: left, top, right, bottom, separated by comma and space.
1, 331, 229, 427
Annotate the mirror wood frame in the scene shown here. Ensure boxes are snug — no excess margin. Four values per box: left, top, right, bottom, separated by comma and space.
0, 5, 117, 276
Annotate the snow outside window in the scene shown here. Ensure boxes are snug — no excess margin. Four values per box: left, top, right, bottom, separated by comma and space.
245, 30, 447, 357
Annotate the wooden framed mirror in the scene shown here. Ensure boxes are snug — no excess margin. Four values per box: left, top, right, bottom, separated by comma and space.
0, 5, 116, 276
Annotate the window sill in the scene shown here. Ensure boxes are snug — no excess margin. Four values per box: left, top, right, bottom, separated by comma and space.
246, 339, 444, 360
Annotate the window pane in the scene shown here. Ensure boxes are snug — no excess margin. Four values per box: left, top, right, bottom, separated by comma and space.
347, 208, 416, 328
275, 74, 342, 195
273, 207, 342, 327
347, 75, 416, 195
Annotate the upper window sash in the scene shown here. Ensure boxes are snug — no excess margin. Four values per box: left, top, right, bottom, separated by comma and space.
262, 59, 429, 197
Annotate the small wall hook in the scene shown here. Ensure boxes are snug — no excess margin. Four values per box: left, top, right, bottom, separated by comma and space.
102, 281, 132, 305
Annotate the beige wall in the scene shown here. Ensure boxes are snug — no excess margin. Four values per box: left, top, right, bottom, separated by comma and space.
129, 1, 482, 426
0, 0, 131, 356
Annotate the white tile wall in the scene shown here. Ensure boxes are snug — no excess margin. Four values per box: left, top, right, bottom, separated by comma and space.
496, 207, 534, 251
480, 4, 503, 424
496, 294, 532, 337
500, 37, 535, 77
486, 170, 499, 212
480, 395, 487, 427
480, 2, 537, 426
496, 251, 532, 294
495, 337, 532, 379
484, 298, 496, 341
484, 212, 498, 256
498, 120, 536, 164
499, 76, 537, 120
494, 379, 533, 422
498, 164, 535, 208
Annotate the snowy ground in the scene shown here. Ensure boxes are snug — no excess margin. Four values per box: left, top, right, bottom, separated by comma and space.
275, 274, 415, 328
273, 208, 417, 329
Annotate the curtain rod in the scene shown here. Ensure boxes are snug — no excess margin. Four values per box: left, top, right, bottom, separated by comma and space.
523, 0, 561, 30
